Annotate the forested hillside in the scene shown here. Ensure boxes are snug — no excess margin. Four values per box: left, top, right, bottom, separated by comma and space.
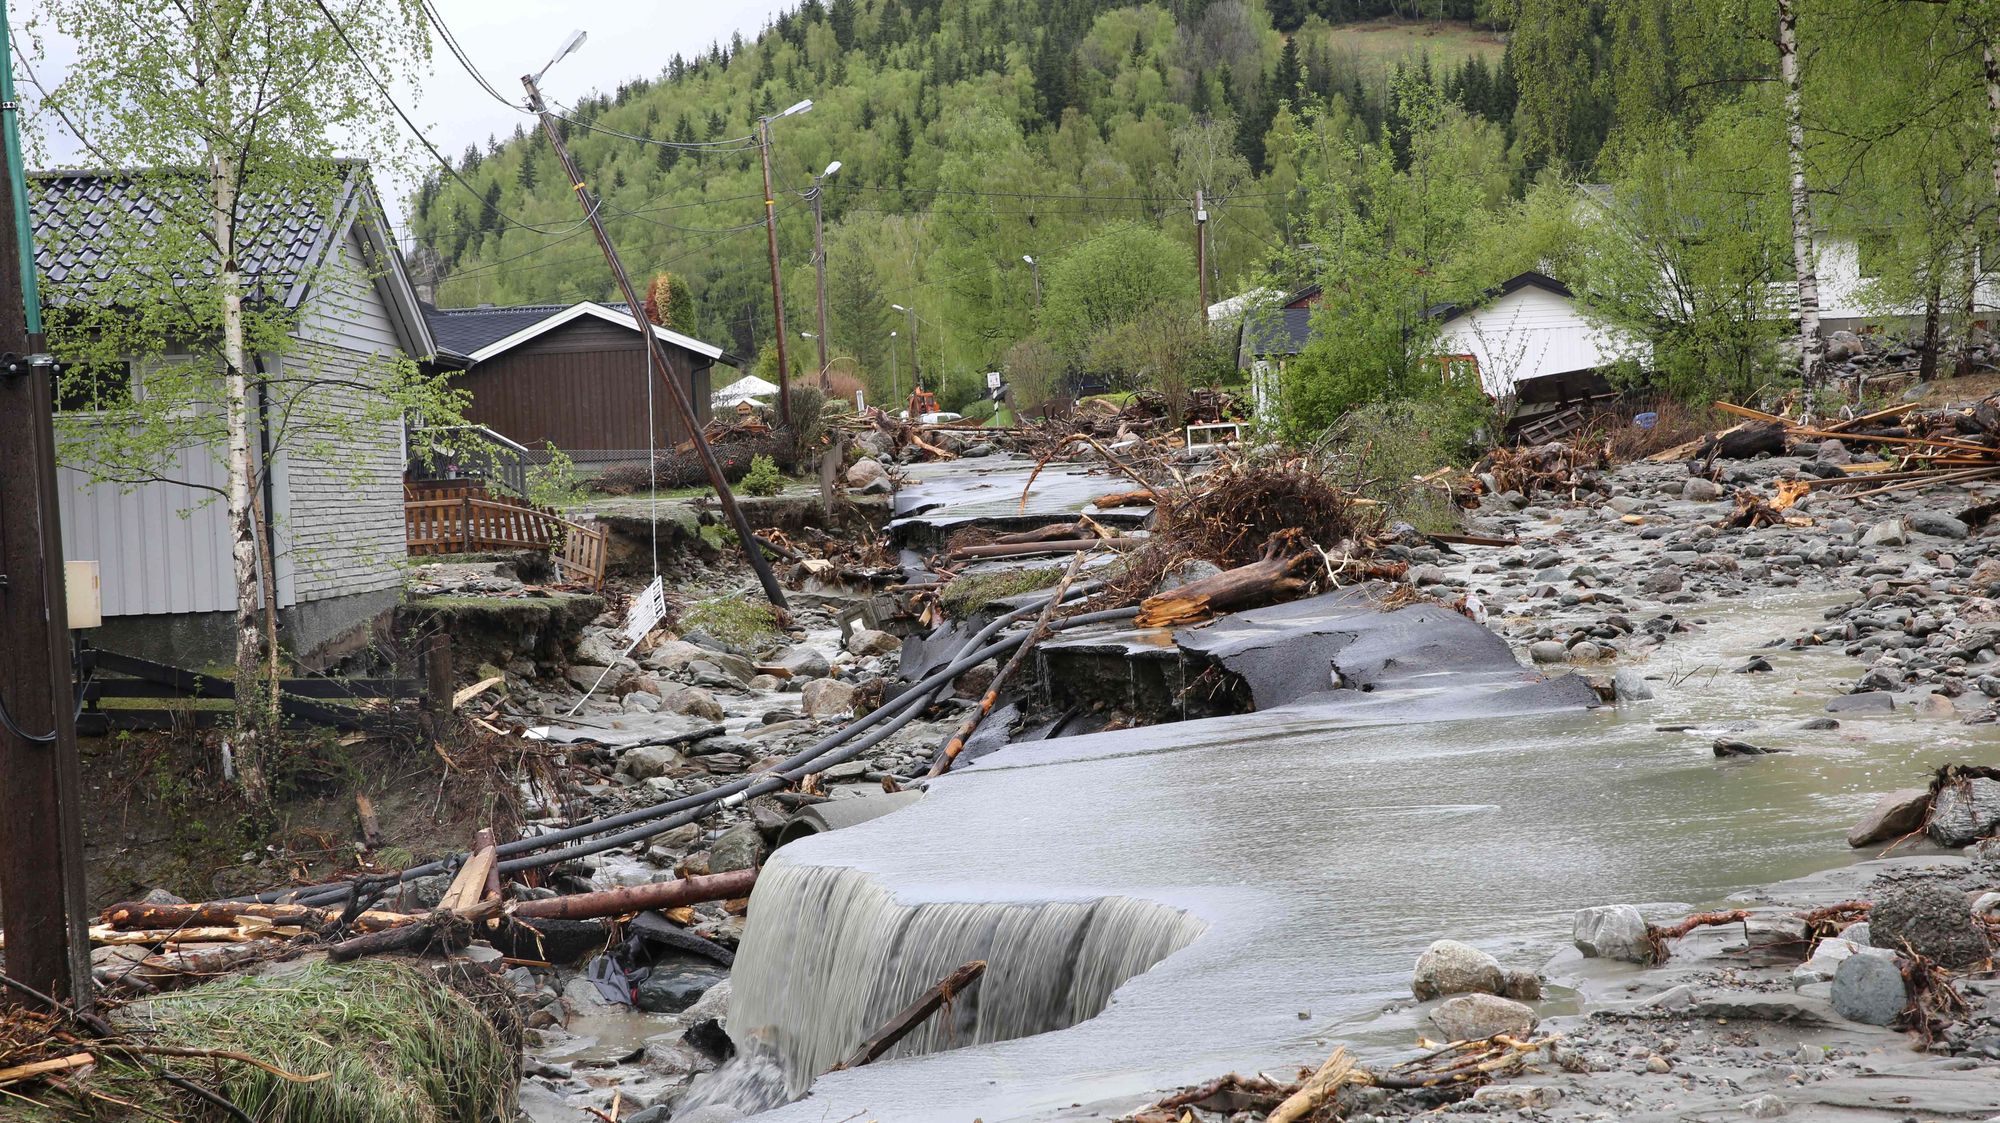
408, 0, 1519, 406
410, 0, 2000, 420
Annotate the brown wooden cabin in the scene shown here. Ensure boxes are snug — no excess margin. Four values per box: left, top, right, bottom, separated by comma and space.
423, 301, 742, 468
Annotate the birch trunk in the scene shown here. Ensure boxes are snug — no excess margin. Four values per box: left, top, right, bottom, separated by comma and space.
214, 152, 270, 805
1777, 0, 1826, 391
1986, 39, 1999, 252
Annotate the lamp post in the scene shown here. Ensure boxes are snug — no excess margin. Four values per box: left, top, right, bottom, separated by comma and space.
1022, 254, 1040, 310
888, 330, 899, 412
890, 302, 918, 389
803, 160, 841, 391
757, 97, 813, 425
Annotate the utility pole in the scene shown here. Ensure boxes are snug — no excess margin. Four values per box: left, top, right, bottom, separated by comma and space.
1194, 188, 1210, 322
0, 5, 91, 1006
804, 161, 840, 392
523, 63, 788, 610
758, 118, 793, 425
893, 302, 920, 388
888, 331, 899, 411
1022, 254, 1040, 310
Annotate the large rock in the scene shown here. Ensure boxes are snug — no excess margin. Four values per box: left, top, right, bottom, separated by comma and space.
1830, 948, 1909, 1025
643, 639, 706, 672
800, 677, 858, 717
708, 822, 768, 873
1927, 777, 2000, 847
845, 458, 887, 489
1827, 690, 1894, 714
1411, 939, 1505, 1000
1528, 640, 1568, 665
772, 645, 831, 680
1861, 519, 1908, 547
1681, 478, 1723, 502
845, 628, 901, 657
1869, 882, 1990, 968
1847, 788, 1930, 848
635, 966, 729, 1014
1908, 512, 1969, 541
1574, 904, 1651, 963
1429, 993, 1537, 1041
573, 630, 629, 668
1613, 668, 1656, 702
1826, 330, 1865, 361
661, 684, 725, 721
619, 745, 684, 781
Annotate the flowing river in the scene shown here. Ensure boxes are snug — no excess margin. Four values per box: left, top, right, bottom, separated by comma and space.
693, 588, 1979, 1121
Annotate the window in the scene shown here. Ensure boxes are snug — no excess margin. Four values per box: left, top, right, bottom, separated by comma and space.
1437, 354, 1480, 384
50, 360, 133, 413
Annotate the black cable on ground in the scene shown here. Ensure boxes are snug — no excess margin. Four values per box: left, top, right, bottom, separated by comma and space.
263, 589, 1119, 906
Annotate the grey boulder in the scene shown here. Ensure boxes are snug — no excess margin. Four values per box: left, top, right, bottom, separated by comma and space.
1830, 948, 1908, 1026
1411, 939, 1504, 1000
1429, 993, 1537, 1041
1927, 777, 2000, 847
1573, 904, 1651, 963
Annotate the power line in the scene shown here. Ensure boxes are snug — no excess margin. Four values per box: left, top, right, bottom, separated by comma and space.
311, 0, 584, 236
549, 100, 762, 152
420, 0, 522, 111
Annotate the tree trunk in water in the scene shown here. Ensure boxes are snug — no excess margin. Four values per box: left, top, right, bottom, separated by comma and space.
1778, 0, 1825, 392
1920, 279, 1941, 384
214, 154, 270, 805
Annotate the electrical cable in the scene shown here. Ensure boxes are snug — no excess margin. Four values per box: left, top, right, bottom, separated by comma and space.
419, 0, 522, 111
311, 0, 586, 236
260, 589, 1121, 905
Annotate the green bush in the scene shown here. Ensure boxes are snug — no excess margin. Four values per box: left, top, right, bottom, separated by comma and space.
740, 454, 783, 496
1320, 399, 1482, 534
526, 444, 588, 509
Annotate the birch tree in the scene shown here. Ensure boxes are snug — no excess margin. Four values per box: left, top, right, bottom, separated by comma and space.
33, 0, 453, 803
1776, 0, 1827, 390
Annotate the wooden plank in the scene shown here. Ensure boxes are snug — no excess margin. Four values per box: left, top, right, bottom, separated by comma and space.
437, 830, 496, 913
831, 960, 987, 1071
1713, 401, 1787, 423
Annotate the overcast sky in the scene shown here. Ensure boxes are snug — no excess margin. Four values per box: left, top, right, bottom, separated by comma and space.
17, 0, 793, 230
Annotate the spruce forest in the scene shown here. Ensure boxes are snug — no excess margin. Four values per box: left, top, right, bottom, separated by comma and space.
409, 0, 2000, 431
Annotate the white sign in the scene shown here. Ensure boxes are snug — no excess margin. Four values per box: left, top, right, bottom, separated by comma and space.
65, 560, 101, 630
621, 576, 667, 645
985, 371, 1003, 389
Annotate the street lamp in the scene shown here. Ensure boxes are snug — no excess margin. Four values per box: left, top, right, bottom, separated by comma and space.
1022, 254, 1041, 310
804, 159, 842, 391
887, 330, 899, 411
891, 303, 919, 389
757, 98, 816, 424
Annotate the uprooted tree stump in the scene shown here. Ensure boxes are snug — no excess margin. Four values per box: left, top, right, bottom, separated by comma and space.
1135, 549, 1317, 627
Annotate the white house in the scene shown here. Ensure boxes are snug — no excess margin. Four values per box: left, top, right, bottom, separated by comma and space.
1429, 271, 1643, 399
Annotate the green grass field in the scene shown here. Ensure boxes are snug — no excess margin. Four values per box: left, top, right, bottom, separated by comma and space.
1315, 18, 1505, 79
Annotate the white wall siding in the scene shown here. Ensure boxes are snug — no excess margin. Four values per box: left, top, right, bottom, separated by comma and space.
276, 340, 405, 604
1434, 286, 1639, 396
298, 232, 401, 353
57, 445, 240, 618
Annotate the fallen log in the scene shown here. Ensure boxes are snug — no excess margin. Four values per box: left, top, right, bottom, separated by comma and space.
1090, 489, 1154, 509
1267, 1046, 1357, 1123
990, 520, 1092, 545
1692, 420, 1788, 461
931, 553, 1084, 777
0, 1053, 95, 1088
326, 899, 501, 963
510, 869, 758, 921
103, 941, 285, 995
830, 959, 987, 1071
1135, 551, 1316, 628
99, 900, 411, 933
1644, 908, 1751, 962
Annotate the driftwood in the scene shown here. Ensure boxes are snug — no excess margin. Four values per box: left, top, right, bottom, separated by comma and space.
103, 942, 284, 995
1135, 550, 1317, 627
355, 794, 383, 848
1267, 1046, 1358, 1123
438, 830, 497, 913
950, 538, 1143, 560
1090, 489, 1154, 508
1644, 909, 1752, 962
830, 960, 987, 1071
931, 553, 1085, 777
0, 1053, 94, 1087
511, 869, 758, 921
990, 521, 1093, 545
1693, 420, 1788, 461
99, 900, 411, 933
326, 899, 501, 963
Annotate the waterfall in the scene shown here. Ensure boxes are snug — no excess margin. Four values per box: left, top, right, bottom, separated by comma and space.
684, 861, 1206, 1113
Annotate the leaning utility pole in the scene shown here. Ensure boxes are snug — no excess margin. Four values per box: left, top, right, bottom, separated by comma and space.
758, 117, 793, 426
1194, 188, 1210, 322
523, 72, 789, 609
0, 7, 91, 1005
805, 162, 839, 392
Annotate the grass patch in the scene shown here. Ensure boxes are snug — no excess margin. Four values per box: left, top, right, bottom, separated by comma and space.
681, 596, 783, 649
19, 960, 514, 1123
940, 567, 1067, 617
1314, 18, 1503, 78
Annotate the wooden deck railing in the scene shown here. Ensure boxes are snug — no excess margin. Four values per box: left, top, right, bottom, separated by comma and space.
405, 488, 607, 588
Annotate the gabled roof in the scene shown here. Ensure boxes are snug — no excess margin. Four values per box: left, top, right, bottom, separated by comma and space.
424, 301, 744, 368
30, 162, 436, 357
1239, 306, 1315, 359
1427, 271, 1575, 323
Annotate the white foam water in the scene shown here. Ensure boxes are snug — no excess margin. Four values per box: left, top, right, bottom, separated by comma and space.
680, 861, 1206, 1113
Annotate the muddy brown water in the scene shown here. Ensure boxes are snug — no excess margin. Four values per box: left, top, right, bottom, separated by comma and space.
701, 589, 1987, 1121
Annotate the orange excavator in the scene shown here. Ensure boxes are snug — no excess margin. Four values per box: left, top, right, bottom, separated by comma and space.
904, 385, 939, 419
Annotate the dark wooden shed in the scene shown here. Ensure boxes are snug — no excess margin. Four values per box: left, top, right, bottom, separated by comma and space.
425, 301, 739, 464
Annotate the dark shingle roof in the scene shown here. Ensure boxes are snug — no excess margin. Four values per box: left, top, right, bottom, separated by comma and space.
423, 303, 569, 357
1240, 307, 1315, 358
29, 168, 359, 309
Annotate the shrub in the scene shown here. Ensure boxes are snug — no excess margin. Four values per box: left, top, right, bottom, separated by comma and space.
526, 444, 588, 509
740, 454, 783, 496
